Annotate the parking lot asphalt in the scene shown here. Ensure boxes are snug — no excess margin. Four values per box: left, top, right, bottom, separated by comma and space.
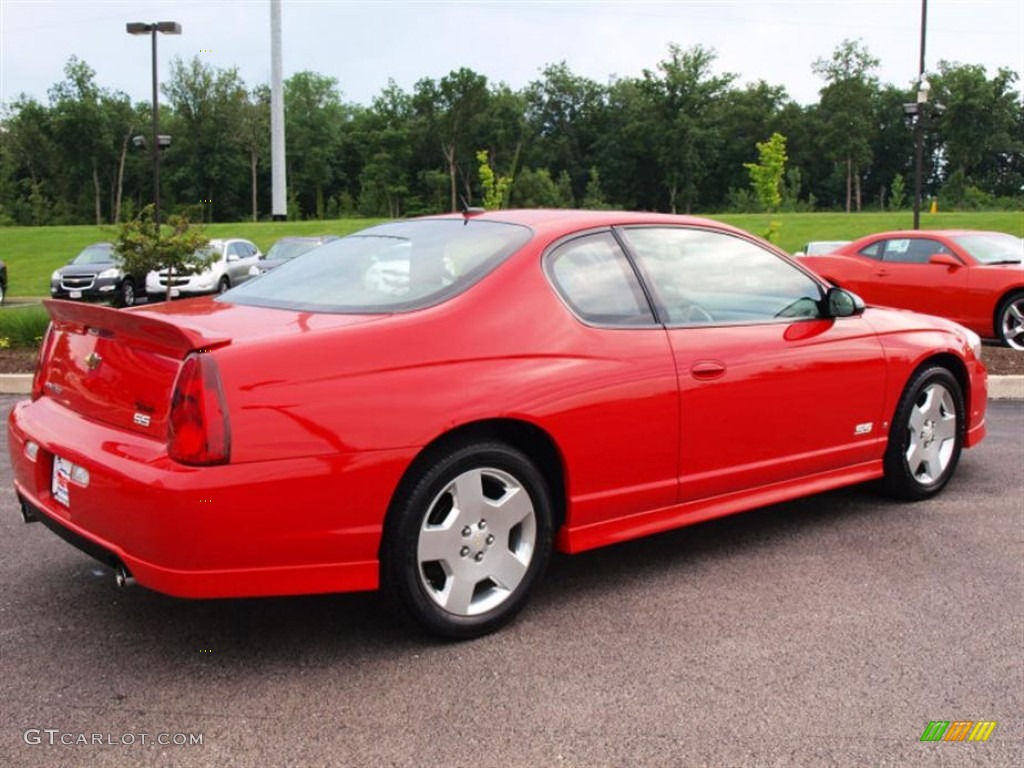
0, 395, 1021, 768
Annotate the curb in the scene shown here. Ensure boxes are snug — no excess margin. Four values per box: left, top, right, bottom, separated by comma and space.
1, 373, 1022, 398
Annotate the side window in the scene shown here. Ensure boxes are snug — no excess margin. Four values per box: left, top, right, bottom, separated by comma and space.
881, 238, 949, 264
546, 233, 655, 326
227, 243, 242, 259
620, 227, 825, 324
858, 242, 883, 260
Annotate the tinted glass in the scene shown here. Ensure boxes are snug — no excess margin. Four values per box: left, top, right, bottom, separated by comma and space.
622, 227, 824, 324
858, 242, 882, 259
266, 239, 322, 261
72, 244, 115, 265
881, 238, 949, 264
546, 233, 654, 326
952, 233, 1023, 264
224, 219, 531, 313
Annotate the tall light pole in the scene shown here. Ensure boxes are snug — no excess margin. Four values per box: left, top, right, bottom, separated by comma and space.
912, 77, 930, 230
913, 0, 927, 230
126, 21, 181, 234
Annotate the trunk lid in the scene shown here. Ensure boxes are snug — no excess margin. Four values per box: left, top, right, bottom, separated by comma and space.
38, 299, 231, 437
37, 298, 384, 438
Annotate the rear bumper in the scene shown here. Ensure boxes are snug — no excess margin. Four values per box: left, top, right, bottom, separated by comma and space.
966, 358, 987, 448
8, 398, 412, 599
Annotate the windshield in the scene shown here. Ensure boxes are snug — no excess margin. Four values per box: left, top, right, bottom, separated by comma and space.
72, 244, 115, 265
224, 219, 532, 313
266, 239, 324, 261
952, 233, 1023, 264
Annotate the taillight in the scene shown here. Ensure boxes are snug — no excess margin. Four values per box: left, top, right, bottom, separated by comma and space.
168, 353, 231, 465
31, 323, 56, 401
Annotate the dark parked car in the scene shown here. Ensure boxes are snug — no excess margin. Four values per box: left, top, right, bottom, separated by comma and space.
249, 235, 338, 276
51, 243, 145, 307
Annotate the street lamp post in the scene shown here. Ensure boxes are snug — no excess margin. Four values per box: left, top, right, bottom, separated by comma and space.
126, 21, 181, 234
912, 78, 930, 231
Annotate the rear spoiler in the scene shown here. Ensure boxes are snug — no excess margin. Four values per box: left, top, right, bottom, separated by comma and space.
44, 299, 231, 358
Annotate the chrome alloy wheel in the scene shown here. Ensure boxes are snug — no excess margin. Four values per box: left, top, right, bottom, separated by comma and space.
416, 467, 537, 617
905, 382, 958, 485
999, 295, 1024, 351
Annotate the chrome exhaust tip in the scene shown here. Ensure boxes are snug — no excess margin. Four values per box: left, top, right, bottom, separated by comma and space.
114, 563, 135, 589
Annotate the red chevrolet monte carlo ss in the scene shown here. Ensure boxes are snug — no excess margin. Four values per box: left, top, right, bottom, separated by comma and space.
9, 211, 987, 638
798, 230, 1024, 350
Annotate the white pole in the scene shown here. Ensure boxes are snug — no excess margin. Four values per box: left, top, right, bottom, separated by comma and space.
270, 0, 287, 220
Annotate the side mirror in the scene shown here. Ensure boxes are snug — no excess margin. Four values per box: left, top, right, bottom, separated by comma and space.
826, 287, 865, 318
929, 253, 962, 268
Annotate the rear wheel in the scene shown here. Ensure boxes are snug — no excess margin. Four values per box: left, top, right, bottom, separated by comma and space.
382, 442, 553, 639
218, 276, 230, 294
996, 291, 1024, 350
881, 367, 965, 500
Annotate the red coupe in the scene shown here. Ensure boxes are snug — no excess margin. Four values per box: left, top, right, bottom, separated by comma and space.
798, 230, 1024, 350
9, 211, 987, 638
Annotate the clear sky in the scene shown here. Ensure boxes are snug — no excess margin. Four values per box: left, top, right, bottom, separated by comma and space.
1, 0, 1021, 108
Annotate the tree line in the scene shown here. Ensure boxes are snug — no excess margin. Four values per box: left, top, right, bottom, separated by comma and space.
1, 39, 1020, 227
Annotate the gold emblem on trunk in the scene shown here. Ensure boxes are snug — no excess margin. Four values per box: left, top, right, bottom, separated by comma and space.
85, 352, 102, 371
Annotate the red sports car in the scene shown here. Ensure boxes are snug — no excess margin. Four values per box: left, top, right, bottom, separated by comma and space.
798, 230, 1024, 349
9, 211, 987, 638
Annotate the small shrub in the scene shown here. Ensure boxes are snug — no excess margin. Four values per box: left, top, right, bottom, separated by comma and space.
0, 305, 51, 349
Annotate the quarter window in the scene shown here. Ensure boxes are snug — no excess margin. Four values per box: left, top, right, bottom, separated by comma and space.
620, 227, 825, 324
546, 233, 655, 326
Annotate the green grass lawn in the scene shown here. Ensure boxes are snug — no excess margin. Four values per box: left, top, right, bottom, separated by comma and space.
2, 211, 1021, 298
1, 218, 386, 298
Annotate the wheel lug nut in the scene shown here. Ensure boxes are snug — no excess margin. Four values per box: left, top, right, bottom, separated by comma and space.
474, 552, 484, 562
486, 535, 495, 545
462, 526, 472, 537
460, 547, 470, 557
478, 520, 486, 530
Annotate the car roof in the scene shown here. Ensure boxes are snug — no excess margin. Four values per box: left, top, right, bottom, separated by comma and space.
857, 229, 1006, 239
419, 209, 752, 241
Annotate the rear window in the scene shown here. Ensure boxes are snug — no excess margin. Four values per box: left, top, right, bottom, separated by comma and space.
223, 219, 531, 313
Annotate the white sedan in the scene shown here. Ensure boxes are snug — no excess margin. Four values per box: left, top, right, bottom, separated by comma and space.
146, 238, 261, 298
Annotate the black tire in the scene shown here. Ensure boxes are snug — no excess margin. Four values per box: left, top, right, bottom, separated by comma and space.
881, 366, 965, 500
995, 291, 1024, 351
218, 276, 230, 294
381, 442, 553, 640
117, 278, 136, 308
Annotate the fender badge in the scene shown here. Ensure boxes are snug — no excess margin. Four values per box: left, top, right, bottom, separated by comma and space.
133, 413, 152, 428
854, 422, 874, 436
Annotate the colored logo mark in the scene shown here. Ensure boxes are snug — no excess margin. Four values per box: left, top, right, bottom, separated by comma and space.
920, 720, 996, 742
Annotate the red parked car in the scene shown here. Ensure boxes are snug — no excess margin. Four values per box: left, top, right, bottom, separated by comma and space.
798, 230, 1024, 350
9, 211, 987, 638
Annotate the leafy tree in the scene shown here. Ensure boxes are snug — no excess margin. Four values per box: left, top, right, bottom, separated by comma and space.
641, 44, 735, 213
812, 39, 881, 212
162, 56, 251, 221
112, 204, 210, 300
283, 71, 348, 219
476, 150, 512, 210
932, 62, 1022, 204
581, 166, 610, 209
744, 132, 788, 211
889, 172, 907, 210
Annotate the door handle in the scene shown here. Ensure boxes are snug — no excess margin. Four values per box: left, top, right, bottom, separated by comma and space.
873, 269, 890, 277
691, 360, 727, 380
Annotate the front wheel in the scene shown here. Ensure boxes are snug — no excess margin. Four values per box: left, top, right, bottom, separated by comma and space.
881, 367, 965, 500
217, 276, 230, 294
996, 291, 1024, 351
117, 278, 136, 308
381, 442, 553, 639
